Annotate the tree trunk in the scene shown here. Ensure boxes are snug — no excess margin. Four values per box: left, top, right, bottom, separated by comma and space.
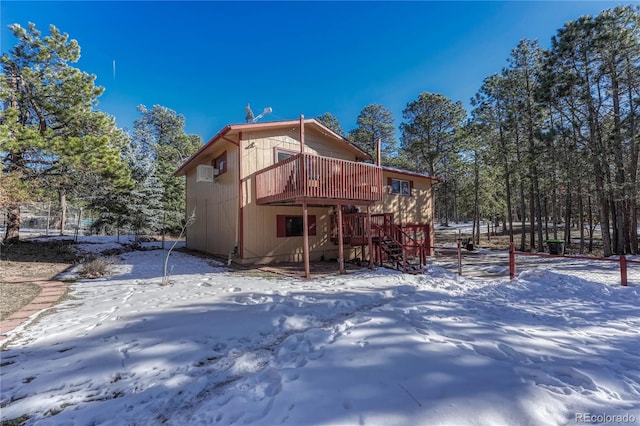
498, 123, 514, 243
564, 182, 572, 246
579, 188, 585, 254
608, 58, 628, 254
588, 194, 594, 253
473, 151, 480, 245
529, 183, 535, 251
534, 175, 544, 252
4, 205, 21, 242
59, 189, 67, 236
625, 56, 639, 254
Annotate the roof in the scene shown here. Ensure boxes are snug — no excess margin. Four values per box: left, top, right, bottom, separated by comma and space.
175, 118, 372, 176
381, 166, 442, 183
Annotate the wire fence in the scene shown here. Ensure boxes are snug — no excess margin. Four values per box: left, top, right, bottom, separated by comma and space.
0, 202, 97, 239
432, 243, 639, 287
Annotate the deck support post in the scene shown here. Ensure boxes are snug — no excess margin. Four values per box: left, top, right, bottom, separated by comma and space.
367, 205, 374, 269
299, 115, 305, 153
337, 204, 344, 274
303, 200, 310, 279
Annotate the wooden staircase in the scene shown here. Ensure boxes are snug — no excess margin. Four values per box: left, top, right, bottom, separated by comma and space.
331, 212, 429, 274
373, 224, 424, 274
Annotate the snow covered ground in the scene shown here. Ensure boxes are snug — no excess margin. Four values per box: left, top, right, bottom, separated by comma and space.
1, 236, 639, 425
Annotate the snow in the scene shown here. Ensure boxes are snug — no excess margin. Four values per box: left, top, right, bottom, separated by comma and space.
1, 236, 639, 425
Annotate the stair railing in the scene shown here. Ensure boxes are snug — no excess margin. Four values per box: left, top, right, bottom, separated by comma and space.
371, 222, 424, 272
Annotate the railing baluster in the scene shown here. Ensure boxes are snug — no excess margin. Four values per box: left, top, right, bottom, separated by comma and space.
256, 153, 383, 204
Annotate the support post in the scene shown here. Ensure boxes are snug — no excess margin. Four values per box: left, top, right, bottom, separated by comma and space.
238, 132, 244, 260
509, 243, 516, 280
303, 200, 310, 279
457, 241, 462, 276
367, 205, 374, 269
337, 204, 344, 274
299, 115, 305, 153
620, 255, 627, 286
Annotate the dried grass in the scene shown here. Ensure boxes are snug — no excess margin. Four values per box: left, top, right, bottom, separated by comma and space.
78, 257, 116, 279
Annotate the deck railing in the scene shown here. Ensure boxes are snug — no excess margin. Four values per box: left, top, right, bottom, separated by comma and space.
255, 153, 383, 204
330, 213, 394, 244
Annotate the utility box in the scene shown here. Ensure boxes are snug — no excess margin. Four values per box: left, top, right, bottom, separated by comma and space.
547, 239, 565, 255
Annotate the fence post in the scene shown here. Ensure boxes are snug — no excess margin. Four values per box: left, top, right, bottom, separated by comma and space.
509, 243, 516, 280
620, 255, 627, 287
457, 241, 462, 276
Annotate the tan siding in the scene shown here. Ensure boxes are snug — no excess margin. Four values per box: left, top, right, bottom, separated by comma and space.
185, 142, 239, 257
241, 204, 345, 263
184, 123, 438, 264
240, 127, 357, 180
371, 171, 435, 249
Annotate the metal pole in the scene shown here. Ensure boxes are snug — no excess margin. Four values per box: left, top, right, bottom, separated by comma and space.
74, 207, 82, 242
46, 201, 51, 236
162, 211, 167, 280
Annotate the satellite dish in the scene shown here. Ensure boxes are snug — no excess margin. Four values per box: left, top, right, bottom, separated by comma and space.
245, 104, 272, 123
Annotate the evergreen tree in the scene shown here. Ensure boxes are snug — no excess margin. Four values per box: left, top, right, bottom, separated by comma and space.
133, 105, 201, 233
400, 93, 466, 225
0, 23, 131, 241
540, 5, 640, 255
349, 104, 396, 159
89, 133, 162, 238
316, 112, 344, 135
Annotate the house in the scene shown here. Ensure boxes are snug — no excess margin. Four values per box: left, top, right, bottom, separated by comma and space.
174, 116, 439, 278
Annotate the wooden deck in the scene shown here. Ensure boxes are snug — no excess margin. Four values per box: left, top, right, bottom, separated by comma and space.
255, 153, 383, 205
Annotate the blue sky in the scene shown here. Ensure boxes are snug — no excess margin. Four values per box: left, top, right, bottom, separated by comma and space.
1, 1, 625, 142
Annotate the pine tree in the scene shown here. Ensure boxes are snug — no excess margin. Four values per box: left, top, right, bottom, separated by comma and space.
316, 112, 344, 135
400, 93, 466, 225
133, 105, 201, 234
348, 104, 396, 159
0, 23, 131, 241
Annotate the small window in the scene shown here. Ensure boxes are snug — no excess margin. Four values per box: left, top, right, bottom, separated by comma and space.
275, 148, 297, 163
286, 217, 304, 237
213, 151, 227, 176
389, 178, 412, 196
277, 215, 316, 237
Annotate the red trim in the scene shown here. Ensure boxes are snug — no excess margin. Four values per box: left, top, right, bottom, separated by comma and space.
174, 126, 233, 176
276, 215, 286, 238
308, 215, 316, 235
213, 151, 228, 175
274, 147, 298, 163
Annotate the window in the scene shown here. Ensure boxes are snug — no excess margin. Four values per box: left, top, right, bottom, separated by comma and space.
277, 215, 316, 237
275, 148, 297, 163
388, 178, 413, 196
212, 151, 227, 176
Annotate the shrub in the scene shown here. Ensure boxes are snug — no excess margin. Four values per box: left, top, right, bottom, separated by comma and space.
79, 257, 116, 279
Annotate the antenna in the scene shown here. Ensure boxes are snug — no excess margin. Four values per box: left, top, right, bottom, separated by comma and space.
245, 104, 272, 123
245, 104, 254, 123
253, 107, 272, 122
